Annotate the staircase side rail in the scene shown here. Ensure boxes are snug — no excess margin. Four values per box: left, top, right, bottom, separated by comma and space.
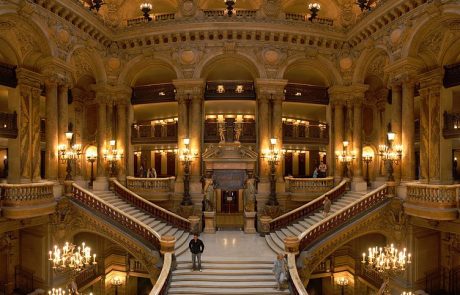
287, 253, 308, 295
285, 176, 334, 193
111, 179, 190, 231
289, 184, 388, 294
299, 184, 388, 250
270, 180, 348, 231
126, 176, 176, 193
72, 183, 161, 249
149, 252, 172, 295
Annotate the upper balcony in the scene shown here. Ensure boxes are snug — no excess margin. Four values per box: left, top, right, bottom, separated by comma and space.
0, 112, 18, 139
283, 120, 329, 145
443, 112, 460, 139
131, 120, 178, 145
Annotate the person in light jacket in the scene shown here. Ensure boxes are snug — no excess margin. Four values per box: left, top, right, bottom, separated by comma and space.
273, 253, 288, 290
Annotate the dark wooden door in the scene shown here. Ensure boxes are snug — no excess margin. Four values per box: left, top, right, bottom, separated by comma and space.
167, 152, 176, 176
154, 153, 162, 176
284, 152, 293, 176
221, 191, 238, 213
299, 153, 306, 177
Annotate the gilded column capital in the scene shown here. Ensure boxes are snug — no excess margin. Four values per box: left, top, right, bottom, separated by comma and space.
384, 57, 423, 84
39, 57, 74, 87
255, 78, 288, 99
328, 84, 368, 105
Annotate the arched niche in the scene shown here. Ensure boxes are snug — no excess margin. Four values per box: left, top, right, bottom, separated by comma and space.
200, 55, 259, 81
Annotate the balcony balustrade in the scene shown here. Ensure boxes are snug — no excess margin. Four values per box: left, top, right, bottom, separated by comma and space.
126, 176, 175, 202
404, 183, 459, 221
203, 9, 257, 18
285, 13, 334, 26
131, 121, 178, 144
285, 176, 334, 200
127, 13, 176, 26
0, 182, 56, 219
443, 112, 460, 139
0, 112, 18, 139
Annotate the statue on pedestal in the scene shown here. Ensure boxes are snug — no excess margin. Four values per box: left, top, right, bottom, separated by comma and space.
244, 172, 257, 212
203, 172, 215, 212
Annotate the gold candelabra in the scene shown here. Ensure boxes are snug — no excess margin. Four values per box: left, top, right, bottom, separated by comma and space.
58, 131, 82, 181
336, 141, 355, 178
378, 131, 403, 182
262, 138, 280, 206
104, 139, 123, 177
49, 241, 97, 272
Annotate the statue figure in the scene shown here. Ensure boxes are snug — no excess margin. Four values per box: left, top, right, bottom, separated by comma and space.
218, 122, 226, 142
234, 122, 242, 143
203, 174, 215, 212
244, 173, 257, 212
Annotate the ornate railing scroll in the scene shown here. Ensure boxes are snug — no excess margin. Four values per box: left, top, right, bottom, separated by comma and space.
289, 184, 389, 294
269, 180, 348, 231
404, 183, 460, 221
149, 252, 172, 295
111, 180, 190, 231
71, 183, 161, 249
0, 182, 56, 219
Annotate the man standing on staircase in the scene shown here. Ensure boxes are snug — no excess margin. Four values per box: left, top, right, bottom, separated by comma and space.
189, 234, 205, 271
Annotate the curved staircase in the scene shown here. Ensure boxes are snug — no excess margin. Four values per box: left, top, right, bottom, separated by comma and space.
265, 189, 367, 253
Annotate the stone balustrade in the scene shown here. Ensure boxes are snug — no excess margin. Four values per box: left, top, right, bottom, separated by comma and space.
404, 183, 460, 221
0, 182, 56, 219
285, 176, 334, 201
149, 252, 173, 295
127, 13, 176, 26
126, 176, 176, 202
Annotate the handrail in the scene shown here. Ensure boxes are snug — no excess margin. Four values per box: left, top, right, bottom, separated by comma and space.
269, 180, 348, 231
285, 176, 334, 193
111, 180, 190, 231
71, 183, 161, 249
126, 176, 175, 193
149, 252, 172, 295
287, 253, 308, 295
288, 184, 389, 294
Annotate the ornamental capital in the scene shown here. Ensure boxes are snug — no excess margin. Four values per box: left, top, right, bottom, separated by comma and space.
255, 78, 288, 99
173, 79, 205, 100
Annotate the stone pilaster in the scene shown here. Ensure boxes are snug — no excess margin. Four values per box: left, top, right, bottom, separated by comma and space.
127, 104, 135, 177
96, 97, 107, 179
58, 83, 70, 179
116, 88, 132, 182
351, 84, 368, 191
376, 89, 389, 180
270, 81, 287, 187
44, 78, 59, 181
328, 86, 348, 182
390, 82, 402, 183
401, 77, 416, 182
15, 68, 42, 183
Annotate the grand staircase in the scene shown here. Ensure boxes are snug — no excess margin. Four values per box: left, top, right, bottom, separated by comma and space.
168, 258, 290, 295
95, 190, 191, 255
265, 189, 367, 253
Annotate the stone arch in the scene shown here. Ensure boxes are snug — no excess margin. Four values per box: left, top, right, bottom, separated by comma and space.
279, 55, 342, 86
68, 46, 107, 84
119, 56, 181, 86
196, 52, 264, 80
353, 47, 391, 84
0, 36, 20, 65
403, 12, 460, 67
440, 34, 460, 66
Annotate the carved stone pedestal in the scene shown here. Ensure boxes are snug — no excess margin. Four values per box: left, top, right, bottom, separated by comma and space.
203, 211, 216, 234
259, 215, 272, 235
386, 181, 397, 197
160, 235, 176, 255
188, 215, 201, 234
283, 236, 300, 255
244, 211, 257, 234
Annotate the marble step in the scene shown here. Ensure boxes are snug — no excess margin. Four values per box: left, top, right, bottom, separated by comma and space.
176, 263, 273, 270
264, 235, 284, 254
170, 281, 281, 288
269, 232, 285, 250
167, 287, 290, 295
173, 268, 274, 276
171, 274, 275, 282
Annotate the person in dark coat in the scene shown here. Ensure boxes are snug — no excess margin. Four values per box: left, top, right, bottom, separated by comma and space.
189, 234, 204, 271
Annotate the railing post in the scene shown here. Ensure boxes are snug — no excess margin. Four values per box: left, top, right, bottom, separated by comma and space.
284, 236, 300, 255
386, 181, 396, 198
160, 235, 176, 255
259, 215, 272, 235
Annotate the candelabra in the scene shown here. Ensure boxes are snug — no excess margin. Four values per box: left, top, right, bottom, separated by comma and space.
179, 138, 197, 206
357, 0, 371, 11
262, 138, 280, 206
401, 292, 414, 295
378, 131, 403, 182
362, 244, 412, 294
363, 152, 373, 187
336, 277, 349, 295
336, 141, 355, 178
140, 3, 152, 21
308, 3, 320, 21
58, 131, 82, 181
111, 276, 123, 295
86, 149, 97, 189
224, 0, 236, 17
89, 0, 104, 12
103, 140, 123, 177
48, 288, 66, 295
49, 241, 97, 272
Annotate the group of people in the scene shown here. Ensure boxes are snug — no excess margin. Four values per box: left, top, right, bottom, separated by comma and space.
312, 161, 327, 178
138, 164, 157, 178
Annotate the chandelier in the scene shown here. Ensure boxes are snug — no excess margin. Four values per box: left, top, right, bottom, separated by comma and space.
89, 0, 104, 12
104, 140, 124, 177
224, 0, 236, 17
336, 141, 355, 178
308, 3, 320, 21
140, 3, 153, 21
357, 0, 372, 11
49, 242, 97, 272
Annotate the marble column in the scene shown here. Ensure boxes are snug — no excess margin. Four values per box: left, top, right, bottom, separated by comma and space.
176, 95, 188, 183
58, 83, 69, 179
333, 102, 344, 180
391, 82, 402, 182
272, 95, 284, 185
117, 102, 127, 181
258, 96, 270, 184
352, 99, 365, 188
127, 104, 135, 177
376, 91, 388, 179
106, 101, 113, 142
401, 78, 416, 182
45, 79, 59, 181
96, 99, 107, 179
419, 87, 429, 183
190, 94, 203, 183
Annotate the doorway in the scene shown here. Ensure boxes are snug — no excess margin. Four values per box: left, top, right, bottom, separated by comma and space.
221, 190, 238, 213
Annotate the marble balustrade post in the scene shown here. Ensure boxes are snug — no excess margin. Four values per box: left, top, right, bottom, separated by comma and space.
45, 79, 59, 181
401, 78, 416, 182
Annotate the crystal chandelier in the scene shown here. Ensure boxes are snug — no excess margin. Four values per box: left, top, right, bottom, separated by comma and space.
89, 0, 105, 12
140, 3, 153, 21
224, 0, 236, 17
357, 0, 371, 11
49, 242, 97, 272
308, 3, 320, 21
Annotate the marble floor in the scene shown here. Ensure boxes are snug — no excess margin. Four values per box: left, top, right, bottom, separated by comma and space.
177, 230, 277, 261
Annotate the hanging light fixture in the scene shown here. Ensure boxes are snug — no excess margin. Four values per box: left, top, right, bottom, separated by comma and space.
357, 0, 371, 11
140, 3, 153, 21
308, 3, 320, 21
89, 0, 105, 12
224, 0, 236, 17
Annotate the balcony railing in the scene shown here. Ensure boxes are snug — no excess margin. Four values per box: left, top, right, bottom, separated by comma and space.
285, 13, 334, 27
443, 112, 460, 139
269, 180, 348, 231
404, 183, 459, 221
282, 122, 329, 145
132, 122, 178, 144
0, 112, 18, 139
127, 13, 176, 27
111, 180, 190, 231
0, 62, 17, 88
284, 176, 334, 200
203, 9, 257, 18
75, 265, 98, 288
126, 176, 175, 202
0, 182, 56, 219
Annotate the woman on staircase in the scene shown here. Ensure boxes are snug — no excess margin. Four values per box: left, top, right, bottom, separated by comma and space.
273, 253, 288, 290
